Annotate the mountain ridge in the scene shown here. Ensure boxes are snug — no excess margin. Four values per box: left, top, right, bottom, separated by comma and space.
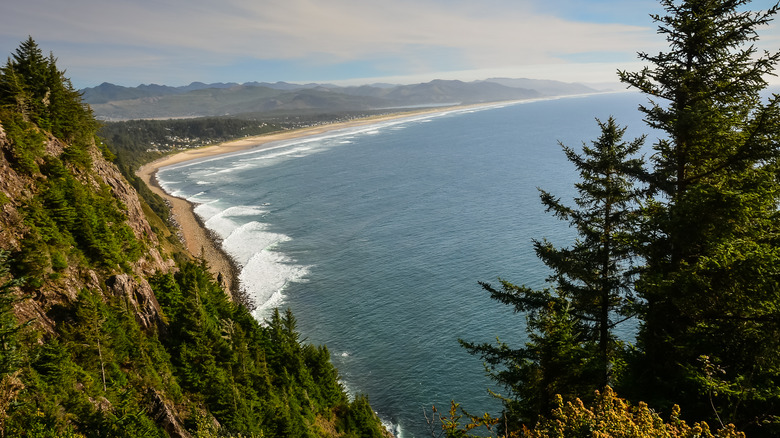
82, 78, 601, 120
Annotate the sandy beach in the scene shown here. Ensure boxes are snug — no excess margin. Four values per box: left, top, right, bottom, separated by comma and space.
136, 105, 486, 297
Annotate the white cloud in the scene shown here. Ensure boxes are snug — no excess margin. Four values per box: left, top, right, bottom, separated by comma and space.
3, 0, 777, 88
2, 0, 657, 77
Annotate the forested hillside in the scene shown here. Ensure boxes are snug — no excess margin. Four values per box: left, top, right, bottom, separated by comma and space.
0, 37, 387, 437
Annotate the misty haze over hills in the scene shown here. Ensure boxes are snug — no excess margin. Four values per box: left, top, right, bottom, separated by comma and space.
81, 78, 605, 120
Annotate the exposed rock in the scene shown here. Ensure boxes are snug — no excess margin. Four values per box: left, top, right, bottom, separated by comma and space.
0, 371, 25, 423
106, 274, 164, 332
1, 112, 189, 435
13, 299, 56, 334
0, 125, 28, 251
88, 146, 177, 278
85, 269, 103, 293
89, 396, 113, 413
43, 134, 66, 157
147, 389, 192, 438
91, 147, 157, 244
135, 247, 175, 277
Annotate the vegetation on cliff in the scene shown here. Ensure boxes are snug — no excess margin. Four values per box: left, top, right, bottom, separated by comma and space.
0, 37, 387, 437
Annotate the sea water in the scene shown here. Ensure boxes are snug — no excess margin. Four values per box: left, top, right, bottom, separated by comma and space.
157, 92, 656, 437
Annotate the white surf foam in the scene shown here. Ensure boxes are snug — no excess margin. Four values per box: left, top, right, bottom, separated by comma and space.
192, 207, 309, 320
193, 202, 224, 223
221, 205, 267, 217
188, 192, 216, 204
240, 248, 309, 320
223, 221, 286, 266
198, 205, 267, 240
208, 163, 253, 176
204, 214, 239, 240
382, 420, 403, 438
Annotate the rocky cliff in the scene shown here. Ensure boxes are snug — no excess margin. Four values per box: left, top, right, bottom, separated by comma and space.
0, 122, 174, 334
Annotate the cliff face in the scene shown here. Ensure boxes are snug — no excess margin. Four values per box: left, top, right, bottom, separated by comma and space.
0, 125, 24, 247
0, 118, 193, 436
0, 121, 173, 333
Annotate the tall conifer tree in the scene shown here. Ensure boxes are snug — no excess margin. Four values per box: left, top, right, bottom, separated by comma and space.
619, 0, 780, 432
461, 118, 644, 425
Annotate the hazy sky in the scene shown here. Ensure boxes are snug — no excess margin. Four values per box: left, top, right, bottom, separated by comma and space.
1, 0, 778, 89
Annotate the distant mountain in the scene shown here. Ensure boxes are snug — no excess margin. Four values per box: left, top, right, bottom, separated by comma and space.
385, 79, 540, 104
177, 81, 240, 91
82, 78, 600, 120
483, 78, 601, 96
80, 82, 176, 104
80, 81, 241, 103
243, 81, 341, 90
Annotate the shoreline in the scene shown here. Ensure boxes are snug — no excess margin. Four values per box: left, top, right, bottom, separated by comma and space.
134, 94, 609, 301
142, 169, 242, 296
136, 103, 502, 298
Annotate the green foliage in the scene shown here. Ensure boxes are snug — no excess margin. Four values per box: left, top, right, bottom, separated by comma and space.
464, 3, 780, 436
149, 262, 386, 437
431, 387, 746, 438
97, 118, 280, 225
1, 39, 144, 278
2, 250, 168, 437
535, 117, 644, 382
461, 118, 644, 426
98, 117, 280, 172
529, 387, 746, 438
426, 401, 500, 438
9, 153, 143, 278
11, 232, 51, 289
617, 1, 780, 432
0, 38, 386, 437
0, 37, 97, 157
3, 290, 172, 438
336, 395, 392, 438
0, 110, 46, 175
0, 251, 26, 378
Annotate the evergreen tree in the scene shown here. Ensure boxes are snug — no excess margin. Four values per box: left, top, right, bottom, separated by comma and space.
0, 37, 96, 152
537, 117, 644, 386
0, 251, 26, 375
0, 37, 48, 122
461, 118, 644, 425
619, 0, 780, 432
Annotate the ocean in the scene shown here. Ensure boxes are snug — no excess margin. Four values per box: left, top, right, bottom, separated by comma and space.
157, 92, 655, 437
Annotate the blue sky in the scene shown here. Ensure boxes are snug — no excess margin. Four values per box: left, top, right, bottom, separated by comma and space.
1, 0, 778, 89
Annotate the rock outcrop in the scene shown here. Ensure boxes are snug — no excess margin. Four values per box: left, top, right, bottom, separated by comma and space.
147, 389, 192, 438
106, 273, 164, 332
